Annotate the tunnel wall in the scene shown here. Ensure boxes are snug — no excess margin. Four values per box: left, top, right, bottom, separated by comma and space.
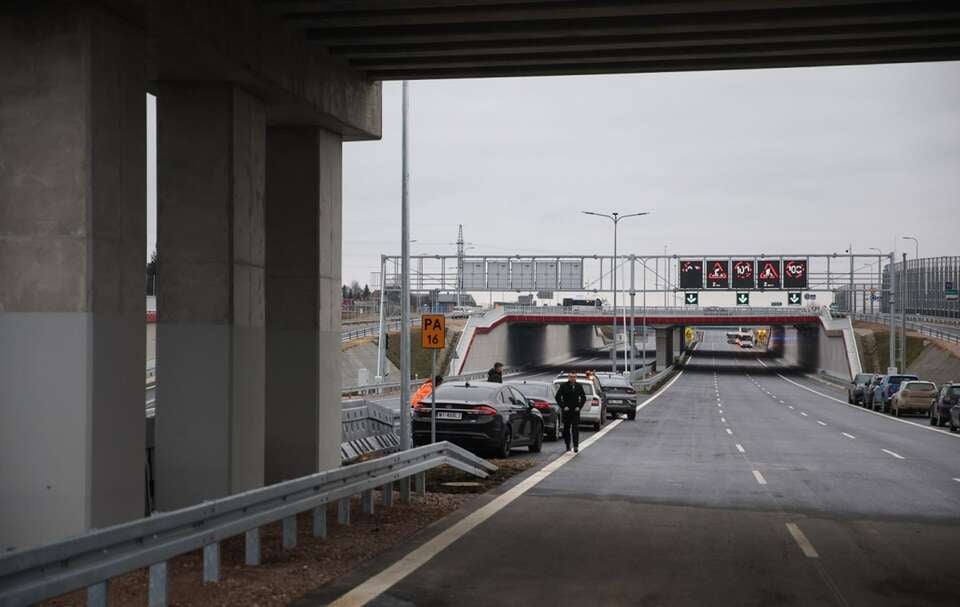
459, 322, 603, 374
765, 323, 854, 380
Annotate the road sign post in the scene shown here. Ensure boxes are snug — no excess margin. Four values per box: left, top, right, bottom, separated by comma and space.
736, 292, 750, 306
421, 314, 446, 444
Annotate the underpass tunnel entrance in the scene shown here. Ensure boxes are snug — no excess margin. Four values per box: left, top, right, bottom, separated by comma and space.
681, 325, 819, 377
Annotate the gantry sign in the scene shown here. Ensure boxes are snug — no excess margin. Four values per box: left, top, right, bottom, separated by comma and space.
680, 258, 808, 291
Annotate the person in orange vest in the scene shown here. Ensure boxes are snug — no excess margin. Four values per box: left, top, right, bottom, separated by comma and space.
411, 375, 444, 407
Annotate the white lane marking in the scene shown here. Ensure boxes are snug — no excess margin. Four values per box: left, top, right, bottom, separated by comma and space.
953, 478, 960, 483
329, 363, 689, 607
786, 523, 820, 558
788, 406, 795, 410
882, 449, 906, 460
817, 421, 827, 426
721, 417, 726, 423
779, 400, 785, 404
800, 412, 808, 417
736, 443, 746, 453
726, 428, 734, 435
755, 358, 960, 440
752, 470, 767, 485
842, 432, 857, 439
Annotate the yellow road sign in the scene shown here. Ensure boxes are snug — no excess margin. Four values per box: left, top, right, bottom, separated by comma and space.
421, 314, 446, 349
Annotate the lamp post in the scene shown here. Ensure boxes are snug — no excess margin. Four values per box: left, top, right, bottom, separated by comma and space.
902, 236, 919, 316
399, 80, 411, 453
582, 211, 650, 373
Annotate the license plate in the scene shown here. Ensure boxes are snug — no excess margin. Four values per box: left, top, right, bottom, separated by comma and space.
437, 411, 462, 420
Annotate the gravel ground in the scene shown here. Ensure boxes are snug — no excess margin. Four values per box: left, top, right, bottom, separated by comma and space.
41, 458, 537, 607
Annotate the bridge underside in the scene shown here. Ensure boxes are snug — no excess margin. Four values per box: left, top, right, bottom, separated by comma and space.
266, 0, 960, 80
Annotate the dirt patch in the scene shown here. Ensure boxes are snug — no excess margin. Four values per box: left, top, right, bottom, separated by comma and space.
427, 457, 537, 494
42, 493, 469, 607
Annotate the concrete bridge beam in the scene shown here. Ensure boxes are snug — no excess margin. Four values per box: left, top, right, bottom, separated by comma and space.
0, 3, 147, 550
155, 82, 267, 510
656, 328, 675, 370
264, 126, 343, 484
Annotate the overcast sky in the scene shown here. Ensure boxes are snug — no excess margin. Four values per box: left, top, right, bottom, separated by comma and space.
148, 61, 960, 291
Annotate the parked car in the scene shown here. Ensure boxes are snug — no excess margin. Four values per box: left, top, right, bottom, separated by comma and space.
863, 375, 885, 409
552, 373, 607, 430
890, 380, 938, 417
930, 382, 960, 427
950, 403, 960, 432
595, 374, 639, 420
412, 381, 543, 457
872, 374, 919, 413
507, 379, 562, 440
848, 373, 876, 405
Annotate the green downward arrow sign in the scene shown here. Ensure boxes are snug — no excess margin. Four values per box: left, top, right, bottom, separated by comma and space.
737, 293, 749, 305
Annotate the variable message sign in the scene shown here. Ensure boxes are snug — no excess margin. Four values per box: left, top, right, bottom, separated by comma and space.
706, 259, 729, 289
757, 260, 781, 289
679, 260, 703, 289
732, 260, 755, 289
783, 259, 808, 289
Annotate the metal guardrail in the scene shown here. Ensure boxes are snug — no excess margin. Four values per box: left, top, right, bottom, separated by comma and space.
341, 367, 521, 397
341, 316, 420, 343
0, 443, 496, 607
850, 313, 960, 344
341, 401, 401, 463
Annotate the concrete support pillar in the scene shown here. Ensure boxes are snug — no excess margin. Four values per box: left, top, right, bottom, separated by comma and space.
155, 83, 266, 509
265, 126, 343, 483
673, 327, 683, 358
0, 3, 145, 549
655, 328, 674, 371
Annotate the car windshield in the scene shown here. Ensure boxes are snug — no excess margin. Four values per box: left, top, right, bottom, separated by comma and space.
854, 374, 873, 384
510, 383, 551, 398
434, 384, 499, 401
887, 375, 917, 385
905, 381, 935, 390
948, 386, 960, 396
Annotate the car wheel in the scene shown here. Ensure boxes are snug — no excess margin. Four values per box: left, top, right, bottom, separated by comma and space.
950, 423, 958, 433
848, 393, 853, 404
627, 411, 636, 421
593, 421, 601, 431
528, 423, 543, 453
498, 428, 512, 459
930, 412, 938, 426
550, 418, 561, 441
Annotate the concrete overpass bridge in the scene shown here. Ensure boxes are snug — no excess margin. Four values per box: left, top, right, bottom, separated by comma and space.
1, 1, 951, 551
453, 305, 860, 381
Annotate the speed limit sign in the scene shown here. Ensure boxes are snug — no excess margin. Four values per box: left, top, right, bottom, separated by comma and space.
421, 314, 446, 349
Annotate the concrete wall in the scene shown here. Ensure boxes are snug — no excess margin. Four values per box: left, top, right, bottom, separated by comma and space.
460, 322, 603, 374
767, 323, 852, 380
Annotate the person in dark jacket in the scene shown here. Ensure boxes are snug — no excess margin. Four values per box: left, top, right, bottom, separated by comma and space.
555, 372, 586, 452
487, 362, 504, 383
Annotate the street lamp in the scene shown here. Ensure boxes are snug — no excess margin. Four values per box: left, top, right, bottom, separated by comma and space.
902, 236, 920, 315
583, 211, 650, 373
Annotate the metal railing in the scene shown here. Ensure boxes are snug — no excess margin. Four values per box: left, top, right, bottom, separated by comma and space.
495, 305, 819, 318
0, 443, 496, 607
850, 313, 960, 344
341, 367, 521, 397
341, 317, 417, 343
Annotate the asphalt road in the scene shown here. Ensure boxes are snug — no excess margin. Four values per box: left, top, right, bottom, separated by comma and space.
308, 329, 960, 607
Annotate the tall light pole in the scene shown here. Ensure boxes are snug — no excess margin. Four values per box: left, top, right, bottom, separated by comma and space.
582, 211, 650, 373
902, 236, 919, 316
399, 81, 411, 453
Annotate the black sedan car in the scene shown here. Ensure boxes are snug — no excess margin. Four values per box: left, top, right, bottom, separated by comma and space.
412, 381, 543, 458
931, 382, 960, 427
596, 374, 639, 420
848, 373, 876, 405
506, 380, 562, 441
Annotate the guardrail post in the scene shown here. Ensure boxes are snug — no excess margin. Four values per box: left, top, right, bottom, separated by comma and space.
203, 543, 220, 584
414, 472, 426, 496
338, 497, 351, 525
245, 528, 261, 566
382, 481, 394, 506
362, 489, 375, 514
312, 506, 327, 538
148, 562, 167, 607
399, 477, 411, 502
87, 581, 108, 607
282, 516, 297, 549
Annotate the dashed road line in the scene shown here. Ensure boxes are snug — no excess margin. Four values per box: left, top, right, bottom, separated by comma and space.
786, 523, 820, 558
800, 412, 808, 417
817, 421, 827, 426
788, 406, 795, 410
736, 443, 746, 453
882, 449, 905, 460
726, 428, 734, 435
842, 432, 856, 439
752, 470, 767, 485
721, 417, 726, 423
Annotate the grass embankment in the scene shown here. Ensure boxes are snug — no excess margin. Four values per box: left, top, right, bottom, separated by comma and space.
856, 328, 927, 373
386, 328, 462, 379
